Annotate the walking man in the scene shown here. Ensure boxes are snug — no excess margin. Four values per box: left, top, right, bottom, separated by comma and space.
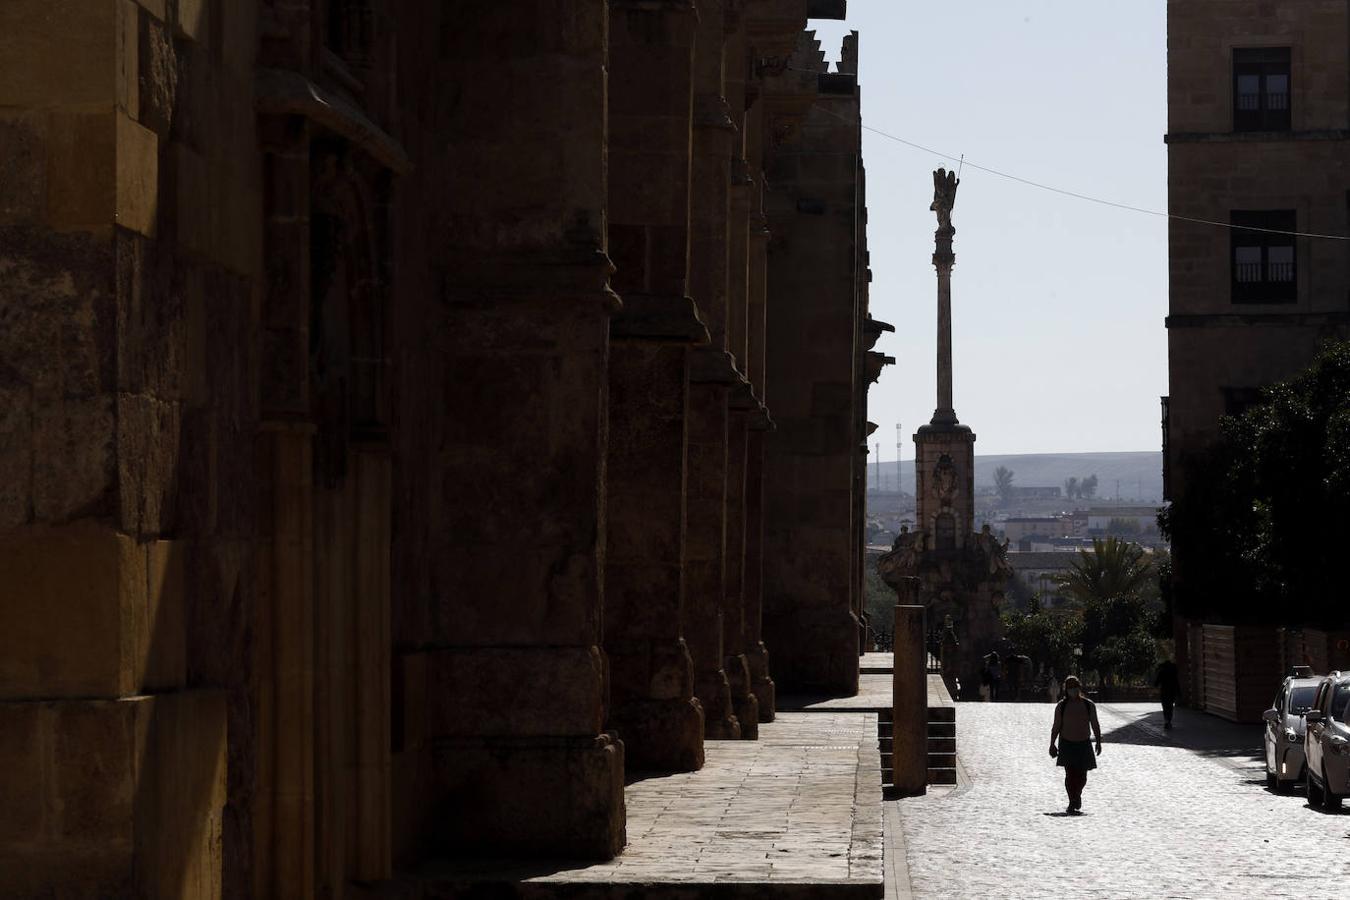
1154, 658, 1180, 730
1048, 675, 1102, 814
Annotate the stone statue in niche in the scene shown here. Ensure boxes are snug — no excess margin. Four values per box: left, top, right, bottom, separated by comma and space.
934, 453, 958, 507
930, 167, 959, 231
310, 143, 381, 487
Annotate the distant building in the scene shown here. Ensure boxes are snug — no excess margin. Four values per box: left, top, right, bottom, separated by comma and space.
1086, 506, 1160, 534
1002, 516, 1075, 543
1008, 551, 1081, 604
1006, 486, 1062, 500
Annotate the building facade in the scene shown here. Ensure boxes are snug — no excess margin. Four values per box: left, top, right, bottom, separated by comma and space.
0, 1, 885, 896
1165, 0, 1350, 691
1165, 0, 1350, 502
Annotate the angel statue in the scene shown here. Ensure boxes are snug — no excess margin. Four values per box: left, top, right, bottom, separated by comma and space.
930, 167, 959, 230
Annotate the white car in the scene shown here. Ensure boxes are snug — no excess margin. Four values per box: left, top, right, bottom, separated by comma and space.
1263, 673, 1325, 791
1305, 672, 1350, 810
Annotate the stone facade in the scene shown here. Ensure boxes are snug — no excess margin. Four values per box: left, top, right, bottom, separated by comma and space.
0, 1, 884, 896
1165, 0, 1350, 691
761, 31, 886, 695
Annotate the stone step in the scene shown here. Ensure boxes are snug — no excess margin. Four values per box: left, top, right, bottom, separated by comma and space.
927, 736, 955, 754
927, 767, 958, 785
878, 708, 893, 723
877, 722, 892, 737
927, 721, 955, 738
927, 751, 955, 768
928, 706, 955, 723
878, 736, 893, 752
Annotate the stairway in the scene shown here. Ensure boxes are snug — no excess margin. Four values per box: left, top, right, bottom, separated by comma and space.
866, 653, 957, 794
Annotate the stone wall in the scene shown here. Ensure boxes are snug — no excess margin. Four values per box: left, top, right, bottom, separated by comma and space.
0, 1, 886, 894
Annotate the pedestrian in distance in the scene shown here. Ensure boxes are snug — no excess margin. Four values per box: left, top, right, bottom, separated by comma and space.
1048, 675, 1102, 815
1154, 658, 1180, 730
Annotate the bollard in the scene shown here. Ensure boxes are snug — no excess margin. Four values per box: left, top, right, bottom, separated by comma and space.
892, 601, 927, 796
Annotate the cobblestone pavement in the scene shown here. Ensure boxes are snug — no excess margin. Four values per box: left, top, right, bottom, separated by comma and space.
894, 702, 1350, 899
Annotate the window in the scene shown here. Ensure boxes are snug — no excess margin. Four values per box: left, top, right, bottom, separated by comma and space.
1234, 48, 1291, 131
1290, 686, 1319, 715
1231, 210, 1297, 303
1332, 683, 1350, 721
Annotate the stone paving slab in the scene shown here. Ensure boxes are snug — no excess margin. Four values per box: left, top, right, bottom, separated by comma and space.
780, 675, 952, 714
407, 713, 884, 899
891, 702, 1350, 899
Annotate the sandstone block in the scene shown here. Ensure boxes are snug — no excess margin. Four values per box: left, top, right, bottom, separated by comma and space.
137, 10, 177, 136
419, 646, 607, 738
45, 110, 115, 231
117, 0, 139, 120
0, 1, 115, 108
428, 734, 625, 860
0, 693, 226, 897
116, 112, 159, 237
0, 523, 187, 699
0, 113, 47, 224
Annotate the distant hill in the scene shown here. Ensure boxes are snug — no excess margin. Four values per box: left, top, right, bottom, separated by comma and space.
870, 451, 1163, 502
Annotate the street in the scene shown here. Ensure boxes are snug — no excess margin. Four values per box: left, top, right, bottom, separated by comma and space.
893, 702, 1350, 899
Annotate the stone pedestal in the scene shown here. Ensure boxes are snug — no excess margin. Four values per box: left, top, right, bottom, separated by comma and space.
892, 602, 928, 797
914, 422, 976, 551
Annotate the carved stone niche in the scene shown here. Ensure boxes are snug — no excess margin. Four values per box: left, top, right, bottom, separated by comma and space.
309, 139, 392, 487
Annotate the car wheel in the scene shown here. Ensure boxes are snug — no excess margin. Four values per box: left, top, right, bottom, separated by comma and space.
1308, 769, 1324, 805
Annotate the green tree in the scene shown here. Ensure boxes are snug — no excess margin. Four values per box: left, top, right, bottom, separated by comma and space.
1081, 473, 1099, 499
1001, 605, 1083, 678
1160, 340, 1350, 628
1052, 537, 1154, 605
1080, 594, 1161, 684
1064, 476, 1079, 500
994, 466, 1015, 505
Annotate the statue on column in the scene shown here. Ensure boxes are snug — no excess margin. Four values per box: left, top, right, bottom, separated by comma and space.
930, 167, 959, 231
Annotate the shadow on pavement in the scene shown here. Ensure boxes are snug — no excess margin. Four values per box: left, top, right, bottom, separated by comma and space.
1098, 703, 1263, 765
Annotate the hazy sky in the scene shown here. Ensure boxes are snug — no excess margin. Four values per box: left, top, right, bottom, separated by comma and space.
809, 1, 1167, 456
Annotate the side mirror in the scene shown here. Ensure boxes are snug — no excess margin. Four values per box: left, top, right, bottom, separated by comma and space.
1263, 708, 1280, 724
1306, 710, 1325, 724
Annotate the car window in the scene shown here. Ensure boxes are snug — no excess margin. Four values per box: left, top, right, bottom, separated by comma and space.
1290, 686, 1319, 714
1332, 684, 1350, 721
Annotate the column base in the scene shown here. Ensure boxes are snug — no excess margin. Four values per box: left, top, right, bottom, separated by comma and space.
724, 653, 759, 740
694, 671, 741, 740
428, 734, 625, 860
746, 642, 776, 722
609, 697, 705, 772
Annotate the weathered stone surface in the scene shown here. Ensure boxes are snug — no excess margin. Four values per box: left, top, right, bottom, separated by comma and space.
0, 693, 226, 898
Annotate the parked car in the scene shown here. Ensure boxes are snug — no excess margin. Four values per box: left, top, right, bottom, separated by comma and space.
1305, 671, 1350, 810
1263, 671, 1326, 791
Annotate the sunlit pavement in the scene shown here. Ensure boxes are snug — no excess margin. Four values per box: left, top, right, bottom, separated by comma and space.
891, 702, 1350, 899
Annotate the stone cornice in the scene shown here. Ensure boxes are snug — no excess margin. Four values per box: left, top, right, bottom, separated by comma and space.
1165, 129, 1350, 144
1165, 311, 1350, 328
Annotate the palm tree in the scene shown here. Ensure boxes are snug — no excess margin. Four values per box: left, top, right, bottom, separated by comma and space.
1052, 537, 1153, 603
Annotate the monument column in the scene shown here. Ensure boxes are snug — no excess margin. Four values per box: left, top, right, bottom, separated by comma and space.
884, 169, 1010, 700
